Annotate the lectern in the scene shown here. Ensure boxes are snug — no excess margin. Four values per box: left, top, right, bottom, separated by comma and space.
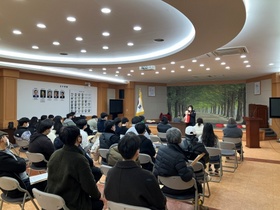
243, 117, 262, 148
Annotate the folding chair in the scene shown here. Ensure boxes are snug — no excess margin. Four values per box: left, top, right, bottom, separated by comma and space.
0, 176, 39, 210
15, 139, 29, 155
25, 152, 48, 175
158, 176, 199, 210
157, 132, 168, 144
149, 135, 162, 148
32, 188, 69, 210
219, 142, 238, 172
99, 164, 112, 185
107, 200, 151, 210
188, 160, 210, 202
99, 148, 109, 165
223, 137, 244, 162
138, 153, 154, 165
205, 147, 223, 182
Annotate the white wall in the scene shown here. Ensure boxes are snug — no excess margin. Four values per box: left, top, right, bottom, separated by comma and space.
135, 85, 168, 119
17, 79, 97, 119
246, 79, 272, 124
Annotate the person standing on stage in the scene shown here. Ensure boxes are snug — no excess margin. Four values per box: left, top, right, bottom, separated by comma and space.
184, 105, 196, 127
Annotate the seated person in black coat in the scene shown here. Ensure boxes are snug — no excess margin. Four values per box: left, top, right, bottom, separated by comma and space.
135, 122, 156, 171
157, 116, 172, 142
104, 132, 166, 210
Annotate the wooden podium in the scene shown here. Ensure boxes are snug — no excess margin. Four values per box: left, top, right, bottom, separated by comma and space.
243, 117, 262, 148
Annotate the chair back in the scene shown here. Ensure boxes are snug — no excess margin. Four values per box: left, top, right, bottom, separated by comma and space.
99, 148, 109, 159
219, 142, 236, 150
158, 176, 196, 190
26, 152, 48, 163
138, 153, 154, 165
149, 135, 161, 143
157, 132, 166, 139
100, 164, 112, 176
15, 139, 29, 147
32, 188, 69, 210
223, 137, 242, 144
107, 201, 151, 210
0, 176, 19, 191
206, 147, 221, 157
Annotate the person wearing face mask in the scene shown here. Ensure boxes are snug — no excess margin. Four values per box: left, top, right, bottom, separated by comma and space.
14, 117, 32, 150
0, 131, 47, 198
28, 119, 55, 167
183, 105, 196, 127
46, 126, 104, 210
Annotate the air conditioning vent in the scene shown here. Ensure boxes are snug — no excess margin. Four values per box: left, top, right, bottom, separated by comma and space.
212, 46, 248, 57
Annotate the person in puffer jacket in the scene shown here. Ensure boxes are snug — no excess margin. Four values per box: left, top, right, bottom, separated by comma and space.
153, 127, 202, 195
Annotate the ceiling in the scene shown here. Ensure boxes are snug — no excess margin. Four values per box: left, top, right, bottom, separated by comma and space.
0, 0, 279, 85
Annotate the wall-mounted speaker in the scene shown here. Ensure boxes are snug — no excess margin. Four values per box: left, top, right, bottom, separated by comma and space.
119, 89, 125, 99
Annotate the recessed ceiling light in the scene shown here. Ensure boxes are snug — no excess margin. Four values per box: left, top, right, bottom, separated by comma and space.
101, 8, 111, 14
215, 57, 221, 61
130, 69, 134, 72
269, 63, 274, 66
13, 30, 22, 35
199, 64, 204, 67
115, 74, 118, 77
188, 69, 192, 72
171, 61, 175, 65
103, 46, 109, 50
103, 72, 107, 74
171, 70, 175, 73
75, 37, 83, 41
102, 68, 106, 71
162, 67, 166, 70
225, 66, 230, 69
246, 65, 251, 68
141, 72, 144, 75
240, 55, 246, 58
221, 62, 226, 65
32, 45, 39, 49
37, 23, 46, 29
102, 32, 110, 36
127, 42, 134, 46
118, 67, 122, 69
127, 73, 131, 76
133, 26, 142, 31
53, 41, 60, 45
81, 49, 87, 53
116, 71, 119, 73
67, 16, 76, 22
206, 68, 210, 71
155, 71, 159, 74
89, 69, 93, 72
180, 66, 185, 68
192, 59, 197, 63
243, 60, 249, 63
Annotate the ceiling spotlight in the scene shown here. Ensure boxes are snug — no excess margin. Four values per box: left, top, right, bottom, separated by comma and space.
103, 72, 107, 74
240, 54, 246, 58
75, 37, 83, 41
127, 73, 131, 76
246, 65, 251, 68
141, 72, 144, 75
101, 8, 111, 14
171, 61, 175, 65
162, 67, 166, 70
32, 45, 39, 49
133, 26, 142, 31
221, 62, 226, 65
130, 69, 134, 72
102, 68, 106, 70
155, 71, 159, 74
127, 42, 134, 46
115, 74, 118, 77
215, 57, 221, 61
206, 68, 210, 71
81, 49, 87, 53
188, 69, 192, 72
37, 23, 46, 28
243, 60, 249, 63
103, 46, 109, 50
171, 70, 175, 73
102, 32, 110, 36
199, 64, 204, 67
67, 16, 76, 22
118, 67, 122, 69
180, 66, 185, 68
116, 71, 119, 73
269, 63, 274, 66
192, 59, 197, 63
89, 69, 93, 72
13, 30, 22, 35
53, 41, 60, 45
225, 66, 230, 69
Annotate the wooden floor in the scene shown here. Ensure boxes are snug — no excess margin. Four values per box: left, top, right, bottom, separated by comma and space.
2, 139, 280, 210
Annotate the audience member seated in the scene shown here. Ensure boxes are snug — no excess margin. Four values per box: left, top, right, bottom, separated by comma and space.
48, 114, 54, 121
157, 116, 172, 142
104, 132, 166, 210
173, 115, 182, 123
126, 116, 150, 139
0, 131, 47, 198
14, 117, 31, 149
28, 119, 55, 167
194, 117, 204, 139
153, 128, 203, 199
107, 143, 122, 166
139, 115, 152, 135
99, 120, 120, 149
135, 123, 156, 171
182, 126, 209, 168
87, 115, 98, 133
46, 126, 103, 210
118, 117, 129, 135
201, 123, 220, 175
97, 112, 108, 132
62, 112, 76, 126
113, 117, 122, 136
28, 116, 38, 134
54, 127, 102, 183
76, 119, 92, 153
53, 115, 63, 135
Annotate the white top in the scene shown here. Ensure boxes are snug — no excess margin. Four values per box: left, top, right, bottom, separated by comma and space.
80, 129, 89, 149
194, 123, 204, 137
